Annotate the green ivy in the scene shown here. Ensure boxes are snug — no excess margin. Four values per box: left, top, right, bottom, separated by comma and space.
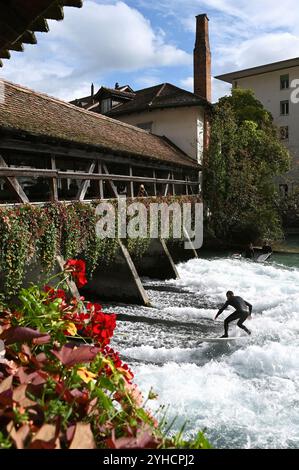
0, 196, 199, 295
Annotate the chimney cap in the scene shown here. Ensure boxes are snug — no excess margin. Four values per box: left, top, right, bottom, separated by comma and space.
196, 13, 209, 20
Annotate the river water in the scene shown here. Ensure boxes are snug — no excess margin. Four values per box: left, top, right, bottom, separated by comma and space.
105, 249, 299, 449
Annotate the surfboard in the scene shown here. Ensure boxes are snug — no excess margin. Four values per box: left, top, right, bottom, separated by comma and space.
198, 336, 248, 343
255, 252, 272, 263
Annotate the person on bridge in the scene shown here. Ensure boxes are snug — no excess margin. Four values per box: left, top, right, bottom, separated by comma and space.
214, 291, 252, 338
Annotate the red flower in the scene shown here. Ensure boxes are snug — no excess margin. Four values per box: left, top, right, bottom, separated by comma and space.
44, 285, 67, 302
64, 259, 87, 288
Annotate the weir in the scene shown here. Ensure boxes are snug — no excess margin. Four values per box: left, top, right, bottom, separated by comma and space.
81, 240, 151, 306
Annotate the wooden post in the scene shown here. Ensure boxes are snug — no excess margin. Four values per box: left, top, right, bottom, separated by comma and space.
185, 176, 189, 196
76, 161, 96, 201
0, 154, 29, 203
98, 161, 104, 199
172, 172, 176, 196
50, 155, 58, 201
153, 170, 157, 196
103, 163, 118, 198
164, 172, 171, 196
129, 166, 134, 197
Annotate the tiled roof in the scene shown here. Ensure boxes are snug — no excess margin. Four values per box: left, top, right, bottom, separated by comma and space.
106, 83, 208, 117
0, 80, 199, 169
0, 0, 83, 67
70, 86, 135, 108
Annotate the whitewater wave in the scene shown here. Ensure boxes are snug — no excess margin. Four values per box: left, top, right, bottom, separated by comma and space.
114, 257, 299, 449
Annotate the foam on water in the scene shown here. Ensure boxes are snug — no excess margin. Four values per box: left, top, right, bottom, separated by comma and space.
123, 258, 299, 449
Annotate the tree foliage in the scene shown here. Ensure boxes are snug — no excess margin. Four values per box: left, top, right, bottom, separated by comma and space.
203, 88, 291, 244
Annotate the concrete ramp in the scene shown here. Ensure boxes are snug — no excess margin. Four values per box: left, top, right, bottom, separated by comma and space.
81, 240, 151, 306
133, 238, 179, 280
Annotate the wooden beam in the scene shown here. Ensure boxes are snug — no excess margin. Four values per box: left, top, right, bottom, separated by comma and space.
20, 31, 37, 45
31, 17, 49, 33
102, 163, 118, 198
129, 166, 134, 197
0, 50, 10, 59
98, 161, 104, 199
0, 166, 201, 186
45, 4, 64, 20
0, 138, 200, 173
185, 176, 189, 196
171, 172, 176, 196
50, 156, 58, 201
76, 161, 96, 201
0, 155, 29, 203
164, 173, 171, 196
153, 170, 157, 196
62, 1, 83, 7
9, 41, 24, 52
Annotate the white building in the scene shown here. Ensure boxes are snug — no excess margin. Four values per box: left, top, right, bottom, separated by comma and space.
71, 15, 212, 166
216, 57, 299, 192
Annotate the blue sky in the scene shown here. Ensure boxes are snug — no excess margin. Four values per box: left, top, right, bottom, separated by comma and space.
1, 0, 299, 102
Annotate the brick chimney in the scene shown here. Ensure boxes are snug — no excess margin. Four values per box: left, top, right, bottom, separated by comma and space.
194, 14, 211, 102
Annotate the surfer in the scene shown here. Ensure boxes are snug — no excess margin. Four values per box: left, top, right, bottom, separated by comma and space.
245, 243, 255, 259
214, 291, 252, 338
262, 240, 273, 254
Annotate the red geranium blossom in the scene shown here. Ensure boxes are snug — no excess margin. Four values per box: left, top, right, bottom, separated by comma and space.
64, 259, 87, 288
44, 286, 67, 302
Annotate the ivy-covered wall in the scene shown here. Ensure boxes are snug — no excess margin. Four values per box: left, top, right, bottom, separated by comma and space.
0, 196, 199, 295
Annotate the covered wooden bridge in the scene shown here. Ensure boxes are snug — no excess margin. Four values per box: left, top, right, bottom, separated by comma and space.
0, 80, 201, 305
0, 80, 201, 204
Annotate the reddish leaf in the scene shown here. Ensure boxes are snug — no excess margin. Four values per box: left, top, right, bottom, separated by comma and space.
13, 384, 37, 408
1, 327, 51, 345
0, 375, 13, 394
109, 429, 159, 449
0, 388, 13, 406
51, 344, 101, 367
6, 422, 29, 449
32, 335, 51, 345
30, 424, 60, 449
66, 424, 76, 444
69, 423, 96, 449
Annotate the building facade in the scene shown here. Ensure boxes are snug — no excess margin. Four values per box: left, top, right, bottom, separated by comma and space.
71, 15, 212, 166
216, 58, 299, 191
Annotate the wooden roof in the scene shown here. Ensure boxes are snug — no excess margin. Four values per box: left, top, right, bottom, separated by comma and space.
106, 83, 209, 117
0, 0, 83, 67
0, 79, 199, 169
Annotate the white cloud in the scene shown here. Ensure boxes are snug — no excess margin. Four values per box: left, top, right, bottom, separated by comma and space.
215, 32, 299, 74
149, 0, 299, 71
0, 1, 190, 100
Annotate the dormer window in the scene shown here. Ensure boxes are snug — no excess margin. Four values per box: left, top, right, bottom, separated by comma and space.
101, 98, 111, 113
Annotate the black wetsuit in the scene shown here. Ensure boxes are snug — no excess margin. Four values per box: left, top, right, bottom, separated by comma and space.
245, 248, 255, 259
216, 296, 252, 336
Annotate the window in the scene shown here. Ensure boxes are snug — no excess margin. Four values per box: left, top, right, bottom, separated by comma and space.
280, 100, 289, 115
101, 98, 111, 113
234, 81, 238, 88
280, 74, 289, 90
280, 126, 289, 140
137, 122, 153, 132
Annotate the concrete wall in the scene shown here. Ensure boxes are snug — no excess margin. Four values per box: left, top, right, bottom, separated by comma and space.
81, 240, 151, 306
133, 238, 179, 280
235, 66, 299, 183
116, 106, 205, 164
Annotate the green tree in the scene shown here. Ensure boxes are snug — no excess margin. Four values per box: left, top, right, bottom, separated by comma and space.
203, 88, 290, 244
